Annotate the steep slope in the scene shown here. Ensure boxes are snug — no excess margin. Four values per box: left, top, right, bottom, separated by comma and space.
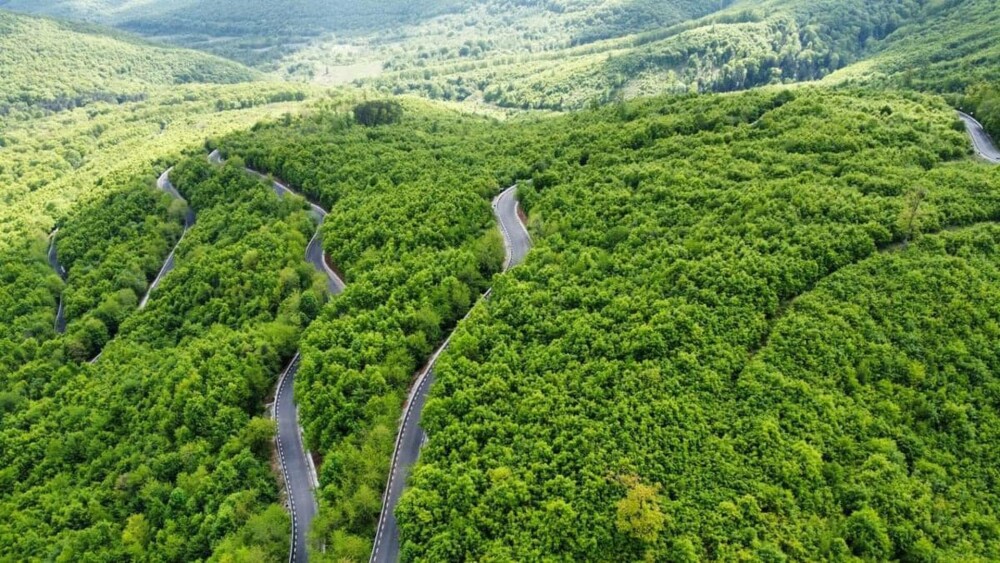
0, 10, 255, 120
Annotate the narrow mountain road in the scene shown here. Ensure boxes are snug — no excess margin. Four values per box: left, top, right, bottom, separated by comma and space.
958, 111, 1000, 163
209, 149, 344, 563
371, 185, 531, 563
137, 169, 196, 309
89, 169, 192, 364
47, 229, 67, 334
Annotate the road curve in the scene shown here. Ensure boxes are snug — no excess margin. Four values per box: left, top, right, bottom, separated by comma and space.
958, 111, 1000, 163
138, 169, 196, 309
371, 185, 531, 563
209, 149, 344, 563
47, 229, 68, 334
210, 150, 345, 295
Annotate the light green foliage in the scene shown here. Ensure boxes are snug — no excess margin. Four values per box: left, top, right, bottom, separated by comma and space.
615, 476, 667, 544
0, 11, 255, 121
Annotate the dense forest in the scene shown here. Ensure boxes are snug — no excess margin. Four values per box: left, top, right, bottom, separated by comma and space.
394, 89, 1000, 560
0, 156, 330, 559
192, 85, 1000, 561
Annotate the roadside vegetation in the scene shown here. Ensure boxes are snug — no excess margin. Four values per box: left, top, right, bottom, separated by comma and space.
0, 157, 328, 559
2, 0, 1000, 561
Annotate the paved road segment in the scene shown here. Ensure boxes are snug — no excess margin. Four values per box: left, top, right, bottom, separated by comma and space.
47, 229, 67, 333
958, 111, 1000, 163
370, 185, 531, 563
137, 169, 196, 309
210, 149, 344, 563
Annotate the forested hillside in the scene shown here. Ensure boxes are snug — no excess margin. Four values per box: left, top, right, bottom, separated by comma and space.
0, 158, 328, 559
5, 0, 997, 115
2, 0, 1000, 561
181, 85, 1000, 561
0, 11, 255, 121
356, 0, 928, 109
394, 89, 1000, 560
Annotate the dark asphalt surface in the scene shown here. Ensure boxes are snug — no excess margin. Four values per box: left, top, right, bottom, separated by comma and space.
47, 229, 67, 333
210, 149, 345, 562
371, 185, 531, 563
494, 185, 532, 270
958, 111, 1000, 163
274, 354, 320, 563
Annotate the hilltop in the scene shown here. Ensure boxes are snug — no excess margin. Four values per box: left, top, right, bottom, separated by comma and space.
0, 11, 258, 121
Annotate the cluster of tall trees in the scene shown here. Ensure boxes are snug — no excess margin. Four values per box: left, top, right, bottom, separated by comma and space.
352, 100, 404, 127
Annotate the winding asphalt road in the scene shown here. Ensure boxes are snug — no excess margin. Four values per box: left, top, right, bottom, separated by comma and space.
370, 185, 531, 563
209, 149, 345, 563
89, 169, 193, 365
958, 111, 1000, 163
47, 229, 67, 334
138, 169, 196, 309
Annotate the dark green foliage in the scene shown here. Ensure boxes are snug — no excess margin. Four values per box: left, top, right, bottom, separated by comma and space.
353, 100, 404, 127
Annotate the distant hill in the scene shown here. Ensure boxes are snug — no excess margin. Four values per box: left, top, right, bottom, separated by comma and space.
4, 0, 998, 113
362, 0, 931, 110
0, 0, 467, 66
0, 10, 256, 120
